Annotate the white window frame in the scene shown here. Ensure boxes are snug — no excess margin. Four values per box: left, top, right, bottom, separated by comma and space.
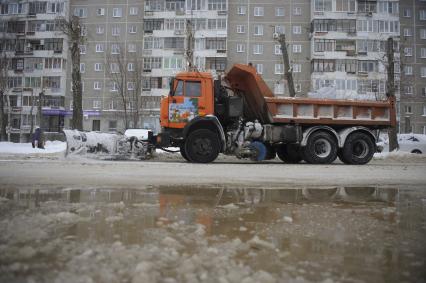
421, 29, 426, 39
94, 81, 101, 90
293, 44, 302, 53
293, 25, 302, 34
127, 62, 135, 71
421, 48, 426, 58
94, 63, 103, 72
421, 67, 426, 78
293, 64, 301, 73
128, 25, 137, 34
236, 25, 245, 34
95, 44, 104, 52
253, 44, 263, 55
403, 28, 412, 37
254, 24, 263, 36
254, 6, 264, 16
111, 44, 120, 54
275, 45, 282, 55
295, 83, 302, 92
80, 63, 85, 73
404, 65, 413, 75
274, 82, 284, 95
293, 7, 302, 15
404, 47, 413, 57
79, 45, 86, 54
110, 82, 118, 91
112, 26, 121, 36
256, 64, 263, 74
74, 7, 87, 18
129, 7, 138, 15
93, 100, 101, 109
275, 64, 284, 74
403, 8, 412, 17
237, 6, 246, 15
96, 8, 105, 16
420, 10, 426, 20
113, 7, 123, 17
110, 63, 119, 73
128, 43, 137, 53
275, 7, 284, 17
236, 43, 245, 53
96, 25, 105, 34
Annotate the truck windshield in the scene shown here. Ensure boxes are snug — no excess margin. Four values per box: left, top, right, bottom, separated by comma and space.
185, 81, 201, 97
174, 80, 184, 96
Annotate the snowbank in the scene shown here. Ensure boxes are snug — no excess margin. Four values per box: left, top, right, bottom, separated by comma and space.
0, 141, 66, 154
373, 151, 426, 161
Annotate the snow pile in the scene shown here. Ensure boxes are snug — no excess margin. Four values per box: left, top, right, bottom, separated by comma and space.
308, 88, 378, 101
373, 151, 426, 161
0, 141, 66, 154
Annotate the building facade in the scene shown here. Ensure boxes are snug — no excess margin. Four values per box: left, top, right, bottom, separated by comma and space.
0, 0, 69, 142
399, 0, 426, 134
227, 0, 311, 96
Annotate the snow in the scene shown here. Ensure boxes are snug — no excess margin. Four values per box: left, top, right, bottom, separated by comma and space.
374, 151, 426, 161
0, 141, 66, 154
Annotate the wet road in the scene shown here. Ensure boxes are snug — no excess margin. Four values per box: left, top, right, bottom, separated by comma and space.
1, 185, 425, 283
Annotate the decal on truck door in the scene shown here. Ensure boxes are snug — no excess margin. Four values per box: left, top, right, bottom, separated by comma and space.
169, 97, 199, 123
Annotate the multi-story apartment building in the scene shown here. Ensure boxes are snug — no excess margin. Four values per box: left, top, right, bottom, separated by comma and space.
67, 0, 145, 132
0, 0, 69, 142
310, 0, 400, 103
399, 0, 426, 134
227, 0, 311, 96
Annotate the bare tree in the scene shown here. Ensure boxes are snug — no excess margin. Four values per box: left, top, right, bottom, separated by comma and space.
107, 49, 143, 129
0, 54, 10, 141
57, 15, 84, 130
386, 37, 399, 152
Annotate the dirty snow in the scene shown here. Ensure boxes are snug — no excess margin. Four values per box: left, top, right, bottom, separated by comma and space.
0, 141, 66, 154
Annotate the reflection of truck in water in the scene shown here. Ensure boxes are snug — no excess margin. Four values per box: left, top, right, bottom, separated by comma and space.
65, 64, 396, 165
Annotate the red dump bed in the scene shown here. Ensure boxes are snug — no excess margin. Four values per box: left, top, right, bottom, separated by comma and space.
225, 64, 396, 128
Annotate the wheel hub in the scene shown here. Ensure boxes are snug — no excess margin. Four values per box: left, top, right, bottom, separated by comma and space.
352, 140, 368, 158
313, 138, 331, 158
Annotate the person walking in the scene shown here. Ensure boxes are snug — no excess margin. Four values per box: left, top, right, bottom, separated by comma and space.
32, 127, 44, 149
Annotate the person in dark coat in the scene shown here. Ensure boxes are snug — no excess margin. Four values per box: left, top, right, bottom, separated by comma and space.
32, 127, 44, 149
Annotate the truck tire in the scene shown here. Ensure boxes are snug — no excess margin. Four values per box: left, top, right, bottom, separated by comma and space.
180, 145, 190, 161
276, 144, 303, 164
337, 149, 350, 164
341, 132, 375, 165
303, 131, 337, 164
184, 129, 220, 163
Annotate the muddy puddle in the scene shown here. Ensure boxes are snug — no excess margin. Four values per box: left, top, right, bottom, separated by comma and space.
0, 186, 425, 283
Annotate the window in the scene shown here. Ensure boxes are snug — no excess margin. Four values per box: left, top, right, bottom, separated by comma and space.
275, 64, 284, 74
163, 57, 183, 69
236, 25, 245, 33
293, 25, 302, 34
143, 57, 162, 70
314, 39, 335, 52
236, 43, 245, 53
275, 45, 282, 55
254, 6, 264, 16
97, 8, 105, 16
237, 6, 246, 15
293, 45, 302, 53
404, 66, 413, 75
276, 7, 284, 17
421, 48, 426, 58
93, 100, 101, 109
128, 62, 134, 71
94, 63, 103, 72
80, 63, 85, 73
113, 7, 122, 17
421, 67, 426, 78
405, 105, 412, 114
274, 82, 284, 95
293, 7, 302, 15
314, 0, 332, 12
295, 84, 301, 92
96, 25, 105, 34
112, 26, 120, 36
96, 44, 104, 52
420, 10, 426, 20
358, 61, 377, 73
293, 64, 301, 73
111, 44, 120, 54
254, 25, 263, 36
253, 44, 263, 55
129, 25, 137, 34
79, 45, 86, 54
208, 0, 226, 10
109, 101, 116, 110
274, 25, 285, 34
422, 87, 426, 97
110, 82, 118, 91
108, 121, 117, 132
74, 7, 87, 18
404, 28, 412, 37
185, 81, 201, 97
421, 29, 426, 39
423, 106, 426, 116
128, 43, 136, 53
94, 81, 101, 90
129, 7, 138, 15
256, 64, 263, 74
403, 8, 412, 17
92, 120, 100, 131
127, 82, 135, 90
110, 63, 119, 73
404, 47, 413, 57
404, 86, 413, 95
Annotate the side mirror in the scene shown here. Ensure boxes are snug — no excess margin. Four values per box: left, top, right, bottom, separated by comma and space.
169, 78, 175, 96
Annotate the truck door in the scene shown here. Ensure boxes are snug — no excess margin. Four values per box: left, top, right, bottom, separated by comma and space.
166, 79, 207, 129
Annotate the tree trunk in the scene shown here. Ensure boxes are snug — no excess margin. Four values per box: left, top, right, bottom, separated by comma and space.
279, 34, 296, 98
0, 90, 7, 141
386, 37, 399, 152
71, 42, 83, 130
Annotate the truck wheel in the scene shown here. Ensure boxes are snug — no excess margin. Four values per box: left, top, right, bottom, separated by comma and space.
185, 129, 220, 163
303, 131, 337, 164
180, 145, 190, 161
276, 144, 303, 164
341, 132, 375, 165
337, 149, 350, 164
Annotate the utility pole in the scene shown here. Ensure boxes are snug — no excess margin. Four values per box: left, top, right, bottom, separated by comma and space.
386, 37, 399, 152
278, 34, 296, 98
185, 19, 195, 72
37, 90, 44, 130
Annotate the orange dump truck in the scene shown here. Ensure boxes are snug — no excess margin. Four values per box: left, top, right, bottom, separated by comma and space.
157, 63, 396, 165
